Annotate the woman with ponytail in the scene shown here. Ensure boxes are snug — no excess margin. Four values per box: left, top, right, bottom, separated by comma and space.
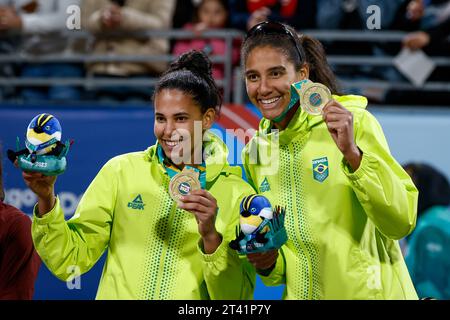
241, 21, 419, 299
21, 50, 256, 300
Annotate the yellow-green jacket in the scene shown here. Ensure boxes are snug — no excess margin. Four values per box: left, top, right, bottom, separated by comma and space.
32, 134, 255, 299
243, 95, 418, 299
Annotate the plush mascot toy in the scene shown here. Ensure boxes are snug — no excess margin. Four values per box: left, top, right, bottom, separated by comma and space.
229, 194, 288, 254
7, 113, 72, 176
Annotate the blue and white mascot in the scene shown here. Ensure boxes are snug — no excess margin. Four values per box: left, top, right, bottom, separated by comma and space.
229, 194, 287, 254
7, 113, 71, 176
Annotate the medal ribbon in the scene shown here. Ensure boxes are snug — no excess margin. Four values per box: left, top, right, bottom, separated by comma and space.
157, 144, 206, 189
272, 79, 309, 123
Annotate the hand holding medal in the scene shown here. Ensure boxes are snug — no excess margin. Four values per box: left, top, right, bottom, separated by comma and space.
176, 173, 221, 254
322, 98, 362, 171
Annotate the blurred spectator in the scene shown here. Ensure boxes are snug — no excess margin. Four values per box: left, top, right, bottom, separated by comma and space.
420, 0, 450, 29
316, 0, 403, 31
402, 17, 450, 53
384, 14, 450, 106
228, 0, 316, 31
378, 0, 430, 59
0, 0, 19, 101
0, 0, 83, 101
172, 0, 201, 29
390, 0, 426, 32
408, 0, 427, 22
314, 0, 447, 106
0, 147, 41, 299
316, 0, 404, 57
366, 0, 428, 103
394, 0, 449, 29
403, 163, 450, 299
81, 0, 176, 102
173, 0, 240, 80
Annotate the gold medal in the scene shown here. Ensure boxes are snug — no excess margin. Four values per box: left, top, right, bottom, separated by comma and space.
168, 167, 201, 202
300, 82, 331, 116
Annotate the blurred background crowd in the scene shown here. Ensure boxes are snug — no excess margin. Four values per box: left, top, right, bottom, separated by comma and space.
0, 0, 449, 105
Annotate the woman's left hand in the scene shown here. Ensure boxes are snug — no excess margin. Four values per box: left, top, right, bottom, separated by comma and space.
178, 189, 221, 253
322, 100, 362, 171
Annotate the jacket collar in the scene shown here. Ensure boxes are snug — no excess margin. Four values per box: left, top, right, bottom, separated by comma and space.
144, 131, 236, 182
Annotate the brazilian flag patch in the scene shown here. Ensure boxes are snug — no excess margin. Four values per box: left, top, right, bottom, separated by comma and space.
312, 157, 329, 182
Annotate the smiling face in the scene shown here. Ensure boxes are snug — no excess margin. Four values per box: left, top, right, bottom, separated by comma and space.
244, 45, 308, 122
154, 89, 215, 165
198, 0, 228, 29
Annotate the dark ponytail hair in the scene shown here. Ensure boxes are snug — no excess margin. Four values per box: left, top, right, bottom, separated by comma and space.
153, 50, 222, 114
299, 34, 339, 94
242, 22, 340, 94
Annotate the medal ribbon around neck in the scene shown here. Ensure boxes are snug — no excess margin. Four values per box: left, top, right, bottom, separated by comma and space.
272, 79, 332, 122
272, 79, 309, 122
157, 145, 206, 201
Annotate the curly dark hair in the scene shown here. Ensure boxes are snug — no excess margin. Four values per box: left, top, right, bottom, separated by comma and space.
153, 50, 222, 115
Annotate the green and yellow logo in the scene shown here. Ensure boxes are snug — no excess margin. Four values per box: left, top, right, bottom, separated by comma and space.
312, 157, 329, 182
260, 177, 271, 192
128, 194, 145, 210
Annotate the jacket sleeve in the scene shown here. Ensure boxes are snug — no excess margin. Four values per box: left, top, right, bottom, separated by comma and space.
342, 109, 418, 240
198, 182, 256, 300
31, 160, 117, 281
257, 248, 286, 287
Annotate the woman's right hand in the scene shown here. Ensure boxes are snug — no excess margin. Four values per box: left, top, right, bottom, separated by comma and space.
22, 170, 57, 216
247, 250, 278, 274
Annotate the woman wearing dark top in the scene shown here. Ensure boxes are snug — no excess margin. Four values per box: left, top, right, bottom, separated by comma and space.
0, 151, 41, 300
